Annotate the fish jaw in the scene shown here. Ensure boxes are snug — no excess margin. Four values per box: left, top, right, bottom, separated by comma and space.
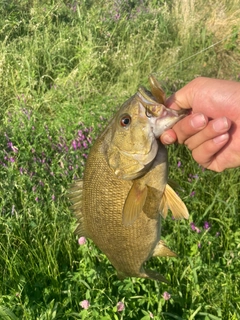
137, 89, 187, 138
150, 107, 187, 138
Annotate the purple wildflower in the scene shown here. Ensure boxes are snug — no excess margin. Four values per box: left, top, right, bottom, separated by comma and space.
177, 161, 181, 167
78, 237, 87, 245
115, 13, 121, 20
52, 195, 55, 201
190, 222, 196, 231
190, 191, 195, 197
162, 291, 171, 300
195, 227, 201, 233
198, 242, 201, 248
80, 300, 90, 310
7, 142, 18, 153
204, 221, 211, 230
72, 140, 77, 150
190, 222, 201, 233
117, 301, 125, 312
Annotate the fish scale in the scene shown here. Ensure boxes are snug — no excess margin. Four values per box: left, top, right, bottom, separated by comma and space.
69, 75, 189, 282
83, 137, 155, 276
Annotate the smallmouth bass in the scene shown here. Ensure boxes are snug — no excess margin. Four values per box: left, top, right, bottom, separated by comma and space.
69, 75, 189, 282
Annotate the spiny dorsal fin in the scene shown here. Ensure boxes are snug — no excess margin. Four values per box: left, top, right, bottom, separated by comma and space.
122, 181, 147, 226
160, 184, 189, 220
152, 240, 177, 257
148, 75, 166, 104
68, 179, 87, 236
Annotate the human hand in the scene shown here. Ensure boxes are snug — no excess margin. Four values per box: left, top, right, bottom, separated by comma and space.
160, 77, 240, 171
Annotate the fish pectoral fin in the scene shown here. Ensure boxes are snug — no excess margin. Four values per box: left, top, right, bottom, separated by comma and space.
122, 182, 147, 226
163, 184, 189, 219
159, 191, 168, 218
152, 240, 177, 257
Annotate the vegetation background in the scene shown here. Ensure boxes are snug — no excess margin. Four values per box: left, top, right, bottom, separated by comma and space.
0, 0, 239, 319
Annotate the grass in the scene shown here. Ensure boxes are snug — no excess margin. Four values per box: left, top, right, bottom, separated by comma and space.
0, 0, 240, 319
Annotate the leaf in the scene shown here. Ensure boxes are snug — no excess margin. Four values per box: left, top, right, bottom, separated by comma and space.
0, 306, 18, 320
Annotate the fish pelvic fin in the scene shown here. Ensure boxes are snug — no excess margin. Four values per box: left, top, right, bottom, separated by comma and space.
117, 269, 169, 283
144, 269, 169, 283
122, 181, 147, 226
160, 184, 189, 220
152, 240, 177, 258
117, 271, 126, 280
68, 179, 87, 236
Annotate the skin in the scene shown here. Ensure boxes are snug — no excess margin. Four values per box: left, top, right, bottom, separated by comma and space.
160, 77, 240, 172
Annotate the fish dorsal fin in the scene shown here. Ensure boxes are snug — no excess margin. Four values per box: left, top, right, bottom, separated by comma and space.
160, 184, 189, 220
68, 179, 88, 236
122, 181, 147, 226
152, 240, 177, 257
148, 75, 166, 104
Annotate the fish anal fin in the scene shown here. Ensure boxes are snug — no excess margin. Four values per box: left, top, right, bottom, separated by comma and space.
122, 182, 147, 226
153, 240, 177, 258
164, 184, 189, 219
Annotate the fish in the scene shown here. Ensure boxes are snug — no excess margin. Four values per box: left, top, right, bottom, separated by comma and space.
69, 75, 189, 282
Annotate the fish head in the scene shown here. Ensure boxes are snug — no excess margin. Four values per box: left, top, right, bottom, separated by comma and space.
106, 76, 187, 180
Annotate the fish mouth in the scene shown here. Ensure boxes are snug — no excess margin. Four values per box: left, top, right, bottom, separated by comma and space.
137, 87, 188, 138
150, 106, 188, 138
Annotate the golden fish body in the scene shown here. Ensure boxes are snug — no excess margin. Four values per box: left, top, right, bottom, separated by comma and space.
70, 76, 189, 282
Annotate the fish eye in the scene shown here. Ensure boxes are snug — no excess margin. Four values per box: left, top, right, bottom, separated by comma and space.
145, 109, 152, 118
120, 114, 131, 127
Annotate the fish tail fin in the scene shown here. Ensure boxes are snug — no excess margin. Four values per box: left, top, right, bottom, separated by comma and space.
68, 179, 87, 236
160, 184, 189, 220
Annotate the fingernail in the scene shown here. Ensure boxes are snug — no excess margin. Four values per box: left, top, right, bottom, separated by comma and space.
162, 133, 175, 144
213, 133, 229, 144
213, 117, 229, 132
190, 114, 206, 129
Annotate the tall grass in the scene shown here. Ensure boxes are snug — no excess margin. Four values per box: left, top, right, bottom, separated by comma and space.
0, 0, 239, 319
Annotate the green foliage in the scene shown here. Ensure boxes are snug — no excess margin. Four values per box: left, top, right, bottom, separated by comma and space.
0, 0, 239, 319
